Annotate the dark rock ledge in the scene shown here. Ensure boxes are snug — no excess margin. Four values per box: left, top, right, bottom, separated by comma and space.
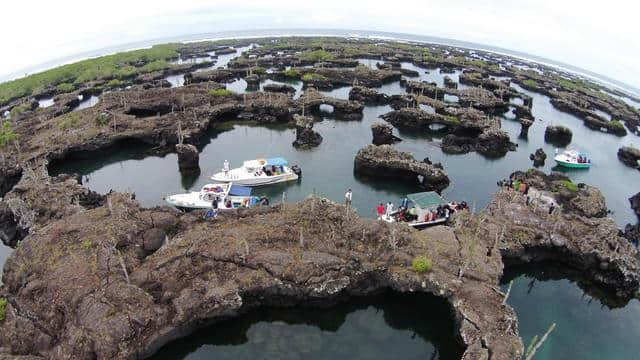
354, 144, 450, 192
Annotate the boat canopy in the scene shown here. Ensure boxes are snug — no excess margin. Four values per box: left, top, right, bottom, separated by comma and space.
229, 185, 252, 196
407, 191, 448, 209
266, 157, 288, 166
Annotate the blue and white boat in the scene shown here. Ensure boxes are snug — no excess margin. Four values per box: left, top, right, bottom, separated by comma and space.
164, 183, 268, 211
211, 157, 301, 186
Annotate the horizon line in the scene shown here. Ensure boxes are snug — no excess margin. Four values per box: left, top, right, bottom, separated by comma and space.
2, 27, 639, 98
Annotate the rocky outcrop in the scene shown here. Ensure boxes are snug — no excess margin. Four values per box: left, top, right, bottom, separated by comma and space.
630, 192, 640, 220
292, 114, 322, 149
1, 171, 105, 247
442, 129, 516, 158
348, 86, 390, 105
353, 144, 449, 191
0, 194, 524, 360
0, 162, 22, 198
486, 170, 640, 301
245, 74, 260, 90
544, 125, 572, 146
519, 117, 534, 138
263, 83, 296, 94
175, 143, 200, 173
371, 122, 401, 145
618, 146, 640, 168
443, 76, 457, 89
529, 148, 547, 167
297, 88, 364, 120
383, 107, 516, 157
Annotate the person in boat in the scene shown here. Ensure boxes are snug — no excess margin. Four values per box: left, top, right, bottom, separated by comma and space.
401, 197, 409, 211
212, 196, 218, 210
345, 189, 353, 207
263, 166, 272, 176
376, 203, 385, 218
223, 160, 230, 177
226, 199, 232, 208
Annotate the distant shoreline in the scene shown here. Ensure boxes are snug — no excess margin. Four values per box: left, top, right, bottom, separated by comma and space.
3, 28, 639, 99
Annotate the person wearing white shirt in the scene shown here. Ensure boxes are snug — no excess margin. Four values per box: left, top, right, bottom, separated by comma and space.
345, 189, 352, 207
386, 201, 393, 216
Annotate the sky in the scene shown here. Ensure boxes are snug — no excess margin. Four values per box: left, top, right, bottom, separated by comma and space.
1, 0, 639, 89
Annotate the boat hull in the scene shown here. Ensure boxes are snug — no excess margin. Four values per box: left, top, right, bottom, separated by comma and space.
211, 172, 298, 186
554, 159, 591, 168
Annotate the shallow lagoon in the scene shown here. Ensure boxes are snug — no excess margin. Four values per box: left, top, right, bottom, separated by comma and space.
11, 39, 640, 359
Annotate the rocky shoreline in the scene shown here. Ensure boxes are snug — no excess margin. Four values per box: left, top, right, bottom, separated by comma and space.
0, 36, 639, 360
1, 167, 638, 359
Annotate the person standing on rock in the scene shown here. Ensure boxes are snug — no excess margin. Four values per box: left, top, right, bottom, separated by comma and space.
386, 201, 394, 216
345, 189, 352, 208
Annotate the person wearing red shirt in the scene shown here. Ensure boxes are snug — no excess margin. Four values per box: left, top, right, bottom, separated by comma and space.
376, 203, 385, 217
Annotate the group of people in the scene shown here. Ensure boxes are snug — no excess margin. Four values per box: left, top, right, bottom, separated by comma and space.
376, 201, 395, 217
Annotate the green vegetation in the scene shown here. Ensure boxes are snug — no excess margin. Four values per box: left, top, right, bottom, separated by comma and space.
559, 180, 578, 192
106, 79, 124, 88
354, 64, 371, 73
81, 239, 93, 250
251, 66, 266, 75
611, 119, 625, 130
0, 44, 181, 105
0, 297, 6, 322
0, 121, 18, 149
283, 68, 301, 78
412, 256, 433, 273
57, 112, 84, 130
300, 49, 335, 62
522, 79, 538, 88
55, 83, 75, 93
513, 180, 522, 191
302, 73, 328, 82
9, 102, 33, 116
208, 89, 235, 97
443, 115, 460, 124
94, 113, 110, 126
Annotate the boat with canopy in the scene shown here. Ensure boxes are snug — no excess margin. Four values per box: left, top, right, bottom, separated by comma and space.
164, 183, 268, 211
211, 157, 301, 186
554, 149, 592, 169
381, 191, 454, 229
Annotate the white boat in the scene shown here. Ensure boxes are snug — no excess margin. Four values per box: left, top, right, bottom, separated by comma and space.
211, 157, 301, 186
379, 191, 452, 229
164, 183, 268, 211
554, 149, 592, 169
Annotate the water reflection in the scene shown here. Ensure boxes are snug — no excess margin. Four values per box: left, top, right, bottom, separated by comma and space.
151, 292, 463, 360
501, 263, 640, 360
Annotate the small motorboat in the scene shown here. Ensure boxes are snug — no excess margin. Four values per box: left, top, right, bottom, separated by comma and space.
211, 157, 301, 186
554, 149, 592, 169
164, 183, 268, 211
380, 191, 455, 229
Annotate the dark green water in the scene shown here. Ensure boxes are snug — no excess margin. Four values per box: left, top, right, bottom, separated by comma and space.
32, 56, 640, 359
152, 292, 463, 360
501, 264, 640, 360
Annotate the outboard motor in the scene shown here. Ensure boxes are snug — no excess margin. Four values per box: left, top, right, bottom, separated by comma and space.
291, 165, 302, 178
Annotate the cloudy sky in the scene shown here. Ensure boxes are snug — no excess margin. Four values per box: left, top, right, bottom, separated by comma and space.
2, 0, 638, 89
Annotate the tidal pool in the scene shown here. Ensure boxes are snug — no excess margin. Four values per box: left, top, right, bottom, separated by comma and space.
502, 264, 640, 360
10, 36, 640, 359
151, 292, 463, 360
